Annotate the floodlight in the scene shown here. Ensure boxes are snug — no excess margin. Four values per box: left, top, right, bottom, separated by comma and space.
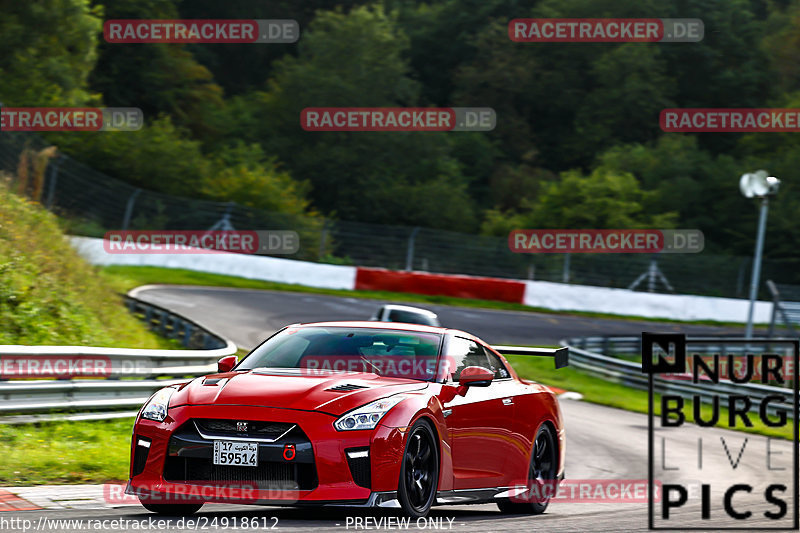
740, 170, 780, 198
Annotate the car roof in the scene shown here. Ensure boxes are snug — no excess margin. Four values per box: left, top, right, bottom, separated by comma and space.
291, 320, 473, 339
380, 304, 438, 317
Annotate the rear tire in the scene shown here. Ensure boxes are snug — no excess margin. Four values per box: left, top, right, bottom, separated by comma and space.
497, 423, 557, 515
397, 420, 439, 518
139, 500, 203, 515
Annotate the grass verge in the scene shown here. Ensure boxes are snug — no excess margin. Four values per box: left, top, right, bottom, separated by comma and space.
0, 418, 133, 485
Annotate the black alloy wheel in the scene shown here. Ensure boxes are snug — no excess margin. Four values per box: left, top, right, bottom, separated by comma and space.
398, 420, 439, 517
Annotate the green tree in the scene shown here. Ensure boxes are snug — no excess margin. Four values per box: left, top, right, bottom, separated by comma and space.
178, 0, 369, 96
762, 0, 800, 94
482, 167, 676, 235
233, 5, 478, 230
89, 0, 224, 140
595, 136, 744, 253
0, 0, 102, 106
202, 143, 313, 216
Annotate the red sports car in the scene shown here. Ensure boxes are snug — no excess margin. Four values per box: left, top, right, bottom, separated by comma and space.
127, 321, 567, 517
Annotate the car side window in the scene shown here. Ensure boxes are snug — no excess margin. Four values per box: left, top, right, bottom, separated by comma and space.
448, 337, 499, 381
483, 348, 510, 379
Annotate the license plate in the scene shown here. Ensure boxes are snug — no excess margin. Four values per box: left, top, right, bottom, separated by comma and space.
213, 441, 258, 467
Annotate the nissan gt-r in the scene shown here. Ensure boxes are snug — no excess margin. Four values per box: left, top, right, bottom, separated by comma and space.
127, 321, 567, 517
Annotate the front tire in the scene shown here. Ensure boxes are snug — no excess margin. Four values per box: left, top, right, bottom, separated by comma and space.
139, 499, 203, 515
497, 423, 557, 515
398, 420, 439, 518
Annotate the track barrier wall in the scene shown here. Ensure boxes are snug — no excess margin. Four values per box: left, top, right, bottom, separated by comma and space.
72, 237, 773, 323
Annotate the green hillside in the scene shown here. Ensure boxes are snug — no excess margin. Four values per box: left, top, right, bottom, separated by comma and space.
0, 176, 170, 347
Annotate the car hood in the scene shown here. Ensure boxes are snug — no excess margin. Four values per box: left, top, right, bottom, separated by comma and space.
171, 368, 429, 416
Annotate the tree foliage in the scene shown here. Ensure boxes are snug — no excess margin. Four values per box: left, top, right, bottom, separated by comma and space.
3, 0, 800, 259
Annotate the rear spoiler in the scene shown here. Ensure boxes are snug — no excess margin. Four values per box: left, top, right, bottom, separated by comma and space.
490, 346, 569, 369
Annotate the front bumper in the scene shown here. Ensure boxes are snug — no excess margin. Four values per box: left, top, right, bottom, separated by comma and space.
128, 404, 407, 505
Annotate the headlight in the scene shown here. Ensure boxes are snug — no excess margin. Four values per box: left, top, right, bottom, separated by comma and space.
140, 387, 177, 422
334, 395, 406, 431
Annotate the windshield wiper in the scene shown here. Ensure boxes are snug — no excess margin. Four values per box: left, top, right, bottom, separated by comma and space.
359, 356, 382, 375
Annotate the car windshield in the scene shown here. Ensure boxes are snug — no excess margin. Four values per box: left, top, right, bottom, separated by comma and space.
237, 327, 443, 381
386, 309, 438, 326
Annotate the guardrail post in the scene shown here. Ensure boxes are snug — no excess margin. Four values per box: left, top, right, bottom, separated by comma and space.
158, 311, 167, 336
183, 322, 193, 347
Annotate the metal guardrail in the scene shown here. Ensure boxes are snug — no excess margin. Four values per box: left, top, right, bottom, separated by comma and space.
2, 319, 795, 423
124, 294, 230, 351
0, 293, 237, 422
561, 336, 797, 417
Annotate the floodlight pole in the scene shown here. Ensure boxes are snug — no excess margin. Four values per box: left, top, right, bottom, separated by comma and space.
745, 197, 769, 339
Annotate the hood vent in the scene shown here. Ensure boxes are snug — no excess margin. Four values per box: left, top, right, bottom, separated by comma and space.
326, 384, 369, 392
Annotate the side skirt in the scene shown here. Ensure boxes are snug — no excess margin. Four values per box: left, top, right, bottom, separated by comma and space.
435, 487, 518, 506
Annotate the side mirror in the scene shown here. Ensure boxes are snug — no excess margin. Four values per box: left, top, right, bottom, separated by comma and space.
217, 355, 238, 373
458, 366, 493, 388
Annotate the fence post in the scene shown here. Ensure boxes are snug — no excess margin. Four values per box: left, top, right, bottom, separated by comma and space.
318, 218, 328, 259
562, 253, 571, 283
405, 227, 420, 271
121, 188, 141, 230
44, 155, 63, 209
736, 259, 748, 298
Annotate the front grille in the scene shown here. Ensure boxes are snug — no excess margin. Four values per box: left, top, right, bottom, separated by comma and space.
132, 436, 150, 477
194, 419, 295, 440
327, 384, 369, 392
164, 457, 318, 491
346, 448, 371, 489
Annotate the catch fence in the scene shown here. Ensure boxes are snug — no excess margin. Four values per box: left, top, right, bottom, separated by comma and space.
1, 131, 797, 297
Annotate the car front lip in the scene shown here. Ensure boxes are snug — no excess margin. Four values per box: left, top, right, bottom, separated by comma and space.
128, 403, 407, 504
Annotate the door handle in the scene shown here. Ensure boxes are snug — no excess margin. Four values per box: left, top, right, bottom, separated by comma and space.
502, 398, 513, 406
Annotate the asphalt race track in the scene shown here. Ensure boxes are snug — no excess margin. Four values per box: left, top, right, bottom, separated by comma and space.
5, 286, 791, 532
130, 285, 755, 350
